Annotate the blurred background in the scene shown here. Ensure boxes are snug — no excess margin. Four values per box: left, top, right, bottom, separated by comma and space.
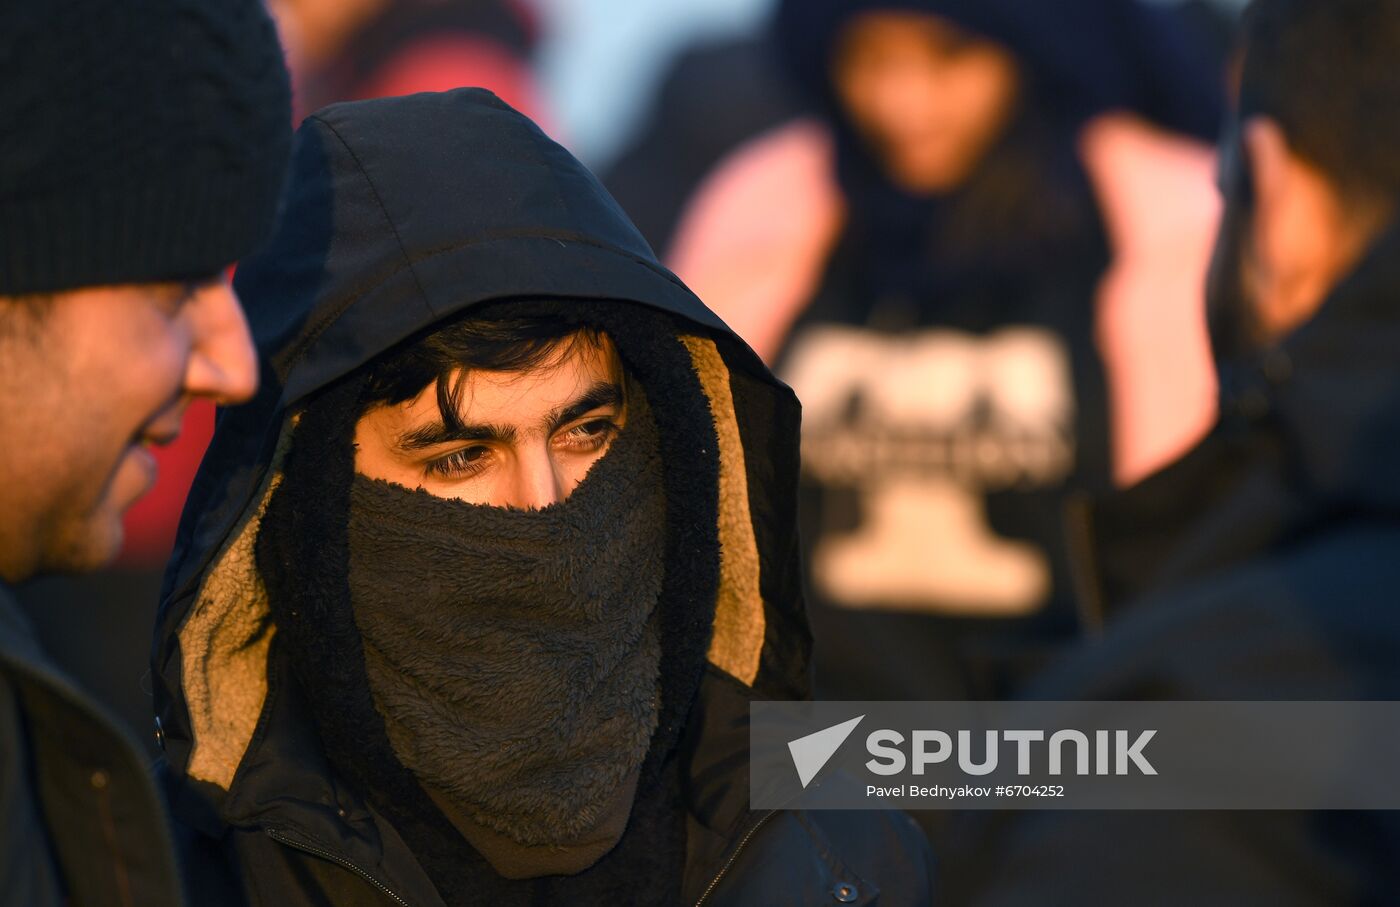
18, 0, 1250, 760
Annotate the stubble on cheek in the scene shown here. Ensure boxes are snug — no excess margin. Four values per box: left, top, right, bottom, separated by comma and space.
35, 436, 135, 574
23, 381, 160, 576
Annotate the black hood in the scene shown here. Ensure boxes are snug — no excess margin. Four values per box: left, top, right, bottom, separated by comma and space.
151, 90, 807, 881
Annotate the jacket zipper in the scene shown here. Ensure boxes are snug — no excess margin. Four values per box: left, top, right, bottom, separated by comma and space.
693, 810, 777, 907
91, 772, 135, 907
265, 828, 413, 907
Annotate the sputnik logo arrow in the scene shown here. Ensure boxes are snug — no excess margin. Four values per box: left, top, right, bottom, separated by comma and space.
788, 715, 865, 788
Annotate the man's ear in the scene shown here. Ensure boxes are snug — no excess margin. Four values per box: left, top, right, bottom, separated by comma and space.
1238, 115, 1378, 341
1239, 115, 1304, 322
1241, 116, 1291, 236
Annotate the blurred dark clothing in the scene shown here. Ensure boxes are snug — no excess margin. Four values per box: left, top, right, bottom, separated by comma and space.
1175, 0, 1241, 66
764, 0, 1224, 710
15, 572, 165, 757
602, 35, 808, 256
1, 583, 183, 907
292, 0, 540, 119
942, 220, 1400, 903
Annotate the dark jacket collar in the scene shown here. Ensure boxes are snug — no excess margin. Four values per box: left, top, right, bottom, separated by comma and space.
1085, 217, 1400, 617
0, 581, 41, 663
0, 582, 78, 698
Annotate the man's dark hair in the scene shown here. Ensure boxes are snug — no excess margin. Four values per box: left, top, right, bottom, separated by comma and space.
1240, 0, 1400, 203
361, 312, 608, 431
0, 292, 54, 340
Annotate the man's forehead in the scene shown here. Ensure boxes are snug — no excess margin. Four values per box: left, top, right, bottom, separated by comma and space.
367, 339, 624, 449
438, 339, 620, 415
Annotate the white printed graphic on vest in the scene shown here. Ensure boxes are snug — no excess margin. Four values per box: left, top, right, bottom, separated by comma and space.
783, 326, 1075, 616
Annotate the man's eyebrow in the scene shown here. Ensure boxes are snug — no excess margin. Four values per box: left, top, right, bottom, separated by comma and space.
396, 420, 516, 451
548, 382, 623, 431
393, 382, 621, 451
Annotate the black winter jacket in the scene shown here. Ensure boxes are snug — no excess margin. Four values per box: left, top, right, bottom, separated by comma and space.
0, 584, 184, 907
153, 89, 933, 906
941, 221, 1400, 903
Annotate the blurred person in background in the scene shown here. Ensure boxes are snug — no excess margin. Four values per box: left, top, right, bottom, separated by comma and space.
669, 0, 1228, 709
610, 0, 1235, 269
270, 0, 545, 120
941, 0, 1400, 900
157, 89, 932, 906
0, 0, 290, 903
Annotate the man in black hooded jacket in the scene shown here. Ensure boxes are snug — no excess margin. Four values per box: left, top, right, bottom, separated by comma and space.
154, 89, 933, 905
940, 1, 1400, 902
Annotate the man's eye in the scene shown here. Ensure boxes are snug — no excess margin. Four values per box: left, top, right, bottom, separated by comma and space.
558, 419, 619, 452
426, 446, 492, 479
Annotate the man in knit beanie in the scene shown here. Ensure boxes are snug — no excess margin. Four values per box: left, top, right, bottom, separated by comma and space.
0, 1, 291, 903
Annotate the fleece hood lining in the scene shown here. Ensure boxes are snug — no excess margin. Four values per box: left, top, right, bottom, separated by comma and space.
178, 335, 765, 793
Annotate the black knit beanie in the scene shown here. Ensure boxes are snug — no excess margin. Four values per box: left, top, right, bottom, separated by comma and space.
0, 0, 293, 294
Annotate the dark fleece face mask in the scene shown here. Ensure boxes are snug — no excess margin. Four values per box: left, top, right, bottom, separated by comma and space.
345, 385, 667, 854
